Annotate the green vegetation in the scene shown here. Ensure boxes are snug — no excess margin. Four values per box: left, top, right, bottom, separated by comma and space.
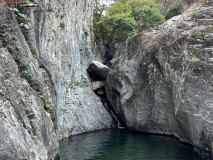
165, 0, 194, 20
74, 81, 82, 86
30, 47, 38, 53
8, 45, 16, 51
165, 0, 183, 20
25, 61, 32, 68
47, 1, 54, 5
21, 70, 29, 75
60, 106, 67, 112
45, 103, 51, 108
9, 7, 30, 29
38, 94, 44, 99
47, 1, 60, 11
45, 103, 51, 112
54, 7, 59, 11
127, 0, 165, 29
20, 60, 32, 76
94, 0, 164, 55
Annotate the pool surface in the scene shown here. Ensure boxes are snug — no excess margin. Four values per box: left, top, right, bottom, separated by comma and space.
60, 129, 200, 160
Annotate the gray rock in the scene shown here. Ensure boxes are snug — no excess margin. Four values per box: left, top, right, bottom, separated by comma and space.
16, 0, 113, 139
0, 0, 113, 159
96, 89, 105, 96
0, 48, 58, 159
106, 2, 213, 159
92, 81, 105, 90
87, 61, 110, 80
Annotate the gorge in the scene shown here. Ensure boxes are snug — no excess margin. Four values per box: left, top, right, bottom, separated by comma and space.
0, 0, 212, 160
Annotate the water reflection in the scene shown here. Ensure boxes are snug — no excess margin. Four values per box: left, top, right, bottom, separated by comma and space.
60, 129, 200, 160
60, 130, 112, 160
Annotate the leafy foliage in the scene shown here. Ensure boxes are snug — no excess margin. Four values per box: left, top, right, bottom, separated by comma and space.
94, 0, 164, 55
60, 106, 67, 112
165, 0, 194, 20
74, 80, 82, 86
9, 7, 30, 29
38, 94, 44, 99
45, 103, 51, 108
127, 0, 164, 30
45, 103, 51, 112
21, 70, 29, 75
96, 2, 137, 46
165, 0, 183, 20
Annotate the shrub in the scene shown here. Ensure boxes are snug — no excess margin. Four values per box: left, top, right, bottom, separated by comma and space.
60, 106, 67, 112
74, 81, 82, 86
165, 0, 184, 20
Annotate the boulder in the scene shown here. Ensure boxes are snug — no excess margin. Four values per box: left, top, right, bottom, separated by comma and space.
87, 61, 110, 80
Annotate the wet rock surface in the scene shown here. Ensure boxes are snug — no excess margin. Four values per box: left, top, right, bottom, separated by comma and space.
106, 1, 213, 159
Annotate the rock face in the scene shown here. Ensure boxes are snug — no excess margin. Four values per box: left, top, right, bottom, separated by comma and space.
32, 1, 113, 139
0, 6, 59, 159
87, 61, 110, 80
92, 81, 105, 90
106, 1, 213, 159
156, 0, 179, 14
0, 0, 113, 159
156, 0, 200, 17
0, 48, 58, 159
20, 0, 113, 139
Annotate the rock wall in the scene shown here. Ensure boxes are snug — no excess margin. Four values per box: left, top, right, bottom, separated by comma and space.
106, 1, 213, 159
156, 0, 200, 16
0, 5, 59, 159
156, 0, 179, 14
24, 0, 113, 139
0, 0, 113, 159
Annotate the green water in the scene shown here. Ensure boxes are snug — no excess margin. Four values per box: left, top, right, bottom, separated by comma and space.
59, 129, 200, 160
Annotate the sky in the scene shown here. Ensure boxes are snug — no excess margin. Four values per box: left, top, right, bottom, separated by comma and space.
100, 0, 113, 5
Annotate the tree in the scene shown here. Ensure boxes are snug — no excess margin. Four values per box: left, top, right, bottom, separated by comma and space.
93, 0, 109, 56
165, 0, 193, 20
94, 0, 164, 61
127, 0, 164, 30
95, 2, 137, 59
93, 0, 108, 26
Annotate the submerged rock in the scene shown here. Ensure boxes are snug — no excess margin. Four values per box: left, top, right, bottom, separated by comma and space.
106, 1, 213, 159
87, 61, 110, 80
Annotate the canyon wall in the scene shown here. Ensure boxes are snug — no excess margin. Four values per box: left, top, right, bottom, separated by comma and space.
106, 1, 213, 159
1, 0, 213, 159
22, 0, 113, 139
0, 0, 113, 159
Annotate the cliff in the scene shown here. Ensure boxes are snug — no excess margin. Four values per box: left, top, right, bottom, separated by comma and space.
1, 0, 213, 159
106, 1, 213, 159
0, 0, 113, 159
